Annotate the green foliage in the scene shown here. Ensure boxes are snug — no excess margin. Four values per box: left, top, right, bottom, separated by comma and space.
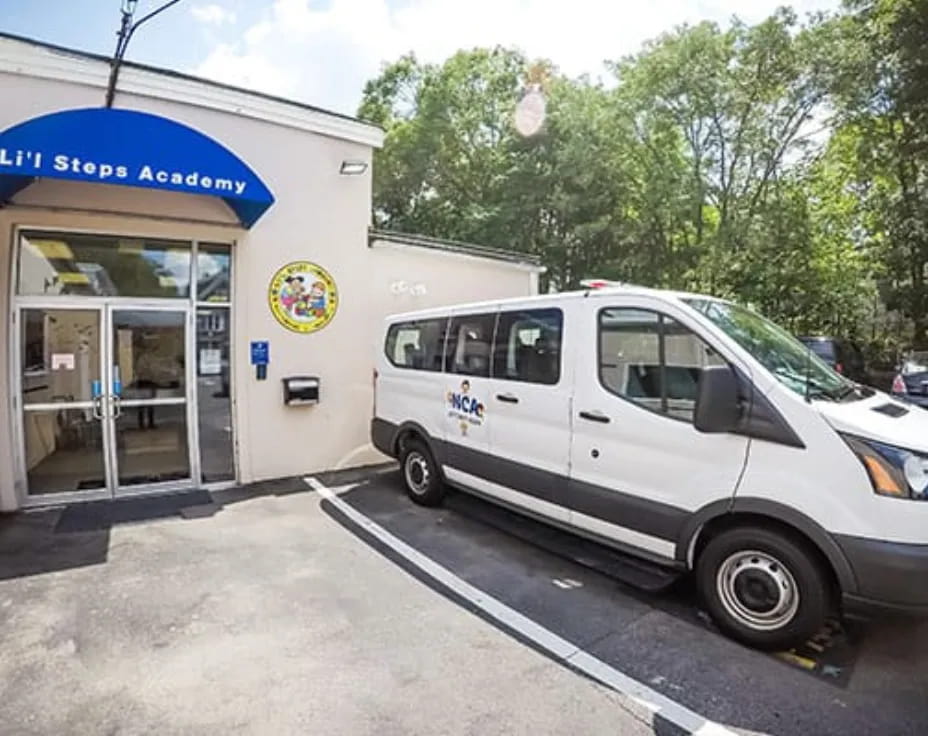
832, 0, 928, 346
360, 2, 928, 350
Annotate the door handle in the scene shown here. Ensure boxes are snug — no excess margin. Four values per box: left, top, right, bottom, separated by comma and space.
496, 393, 519, 404
92, 394, 104, 420
579, 410, 610, 424
111, 394, 122, 419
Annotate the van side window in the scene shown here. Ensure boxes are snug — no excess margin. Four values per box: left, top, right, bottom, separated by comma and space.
493, 308, 562, 385
599, 308, 726, 422
385, 318, 448, 371
445, 313, 496, 378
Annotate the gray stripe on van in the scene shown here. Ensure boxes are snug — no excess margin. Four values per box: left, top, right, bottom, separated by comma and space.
443, 441, 689, 543
446, 442, 563, 505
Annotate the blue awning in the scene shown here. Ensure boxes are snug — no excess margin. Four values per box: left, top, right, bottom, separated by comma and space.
0, 107, 275, 228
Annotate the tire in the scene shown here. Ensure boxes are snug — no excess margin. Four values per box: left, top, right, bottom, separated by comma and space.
696, 525, 830, 651
400, 439, 445, 506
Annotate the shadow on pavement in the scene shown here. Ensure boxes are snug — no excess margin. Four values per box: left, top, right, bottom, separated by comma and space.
212, 465, 393, 507
0, 508, 110, 581
54, 490, 216, 532
0, 465, 393, 584
0, 491, 218, 582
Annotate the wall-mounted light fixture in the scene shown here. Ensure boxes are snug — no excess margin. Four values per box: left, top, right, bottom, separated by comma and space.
339, 160, 369, 175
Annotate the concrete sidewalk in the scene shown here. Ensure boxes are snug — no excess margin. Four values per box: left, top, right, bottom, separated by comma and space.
0, 485, 662, 735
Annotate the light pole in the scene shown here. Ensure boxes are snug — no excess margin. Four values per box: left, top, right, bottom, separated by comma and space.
104, 0, 183, 108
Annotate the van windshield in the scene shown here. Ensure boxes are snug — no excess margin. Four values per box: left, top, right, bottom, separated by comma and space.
684, 299, 855, 401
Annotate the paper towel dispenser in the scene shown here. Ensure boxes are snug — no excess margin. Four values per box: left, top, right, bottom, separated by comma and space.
282, 376, 320, 406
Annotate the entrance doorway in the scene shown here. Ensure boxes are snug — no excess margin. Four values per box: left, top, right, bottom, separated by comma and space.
18, 303, 192, 499
12, 229, 235, 505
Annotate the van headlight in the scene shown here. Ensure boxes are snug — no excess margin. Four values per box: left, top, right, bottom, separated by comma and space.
842, 435, 928, 500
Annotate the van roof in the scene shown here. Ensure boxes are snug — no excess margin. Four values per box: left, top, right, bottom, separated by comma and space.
384, 284, 725, 321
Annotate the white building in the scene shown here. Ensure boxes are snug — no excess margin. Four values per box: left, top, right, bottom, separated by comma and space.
0, 32, 541, 511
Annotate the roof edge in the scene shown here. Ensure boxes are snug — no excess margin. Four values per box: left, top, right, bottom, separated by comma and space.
369, 228, 544, 269
0, 31, 384, 148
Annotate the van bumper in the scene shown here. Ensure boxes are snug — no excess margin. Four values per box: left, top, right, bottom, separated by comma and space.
835, 535, 928, 618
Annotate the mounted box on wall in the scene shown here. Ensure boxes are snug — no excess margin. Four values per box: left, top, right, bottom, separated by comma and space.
282, 376, 320, 406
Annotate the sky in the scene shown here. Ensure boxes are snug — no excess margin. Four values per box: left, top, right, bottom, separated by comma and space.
3, 0, 843, 117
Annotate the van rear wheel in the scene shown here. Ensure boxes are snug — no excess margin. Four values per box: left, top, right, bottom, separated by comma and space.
401, 439, 445, 506
696, 526, 829, 651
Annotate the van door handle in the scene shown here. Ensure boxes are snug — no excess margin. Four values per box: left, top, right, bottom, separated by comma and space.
496, 393, 519, 404
579, 410, 610, 424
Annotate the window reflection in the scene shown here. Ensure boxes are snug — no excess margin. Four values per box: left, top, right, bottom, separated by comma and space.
197, 307, 234, 482
445, 314, 496, 377
114, 406, 190, 485
113, 311, 186, 401
18, 232, 191, 298
197, 244, 231, 303
599, 308, 726, 422
23, 407, 106, 494
493, 309, 562, 385
21, 309, 101, 405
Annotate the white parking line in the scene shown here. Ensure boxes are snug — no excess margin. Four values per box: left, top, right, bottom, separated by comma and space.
306, 476, 738, 736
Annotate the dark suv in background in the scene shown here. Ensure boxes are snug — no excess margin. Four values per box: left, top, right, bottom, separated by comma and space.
892, 351, 928, 409
798, 336, 870, 384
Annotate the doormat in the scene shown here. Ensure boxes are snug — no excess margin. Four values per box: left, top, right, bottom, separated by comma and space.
55, 490, 215, 533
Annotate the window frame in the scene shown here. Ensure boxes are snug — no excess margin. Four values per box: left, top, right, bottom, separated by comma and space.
383, 317, 450, 372
491, 307, 564, 386
596, 305, 730, 425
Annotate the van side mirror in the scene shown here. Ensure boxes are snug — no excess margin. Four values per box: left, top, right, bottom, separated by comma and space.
694, 365, 741, 433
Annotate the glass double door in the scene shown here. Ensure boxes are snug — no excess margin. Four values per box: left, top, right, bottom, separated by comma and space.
19, 303, 193, 500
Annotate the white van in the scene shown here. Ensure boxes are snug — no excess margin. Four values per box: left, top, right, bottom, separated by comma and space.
371, 285, 928, 650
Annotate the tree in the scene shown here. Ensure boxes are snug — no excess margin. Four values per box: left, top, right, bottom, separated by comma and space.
358, 7, 893, 341
359, 48, 531, 248
830, 0, 928, 346
612, 11, 846, 294
360, 49, 655, 290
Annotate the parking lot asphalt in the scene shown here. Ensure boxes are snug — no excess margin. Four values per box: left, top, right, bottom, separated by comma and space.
0, 478, 673, 736
326, 469, 928, 736
1, 469, 926, 735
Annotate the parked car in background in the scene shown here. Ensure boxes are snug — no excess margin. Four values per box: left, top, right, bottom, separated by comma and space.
892, 351, 928, 409
798, 337, 869, 384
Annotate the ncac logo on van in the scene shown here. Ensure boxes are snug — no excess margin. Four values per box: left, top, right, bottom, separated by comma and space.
448, 380, 485, 417
447, 380, 485, 435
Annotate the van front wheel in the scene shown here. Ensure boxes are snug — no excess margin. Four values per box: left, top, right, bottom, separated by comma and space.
696, 526, 829, 651
401, 439, 445, 506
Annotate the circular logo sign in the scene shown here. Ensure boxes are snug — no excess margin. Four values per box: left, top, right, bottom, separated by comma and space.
268, 261, 338, 333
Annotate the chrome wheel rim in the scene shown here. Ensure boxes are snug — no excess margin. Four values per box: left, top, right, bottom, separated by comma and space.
404, 452, 430, 496
716, 550, 799, 631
